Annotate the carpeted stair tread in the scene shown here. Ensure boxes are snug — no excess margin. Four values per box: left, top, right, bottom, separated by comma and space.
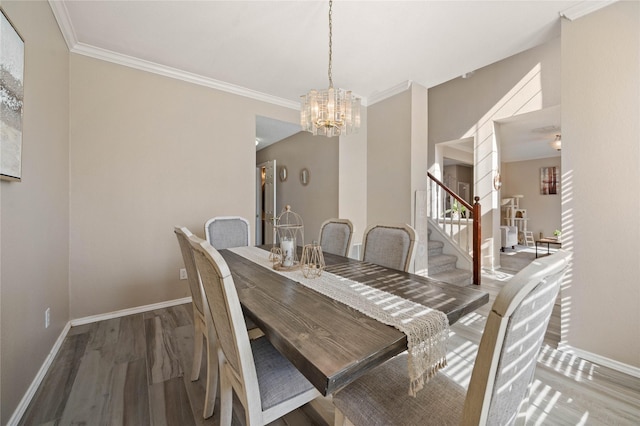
427, 253, 458, 275
428, 253, 457, 266
428, 240, 444, 256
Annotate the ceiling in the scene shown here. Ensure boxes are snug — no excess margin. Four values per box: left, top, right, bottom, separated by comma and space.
50, 1, 604, 154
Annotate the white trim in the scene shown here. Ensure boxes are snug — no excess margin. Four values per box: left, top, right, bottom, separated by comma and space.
48, 0, 78, 49
6, 322, 72, 426
367, 81, 412, 106
7, 297, 193, 424
70, 296, 192, 326
558, 343, 640, 379
559, 1, 617, 21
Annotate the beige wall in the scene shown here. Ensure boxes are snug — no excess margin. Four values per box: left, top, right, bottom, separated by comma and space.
428, 37, 561, 269
69, 54, 299, 319
561, 1, 640, 368
256, 132, 339, 244
0, 1, 70, 422
367, 90, 412, 225
366, 86, 429, 271
501, 157, 561, 238
339, 108, 368, 249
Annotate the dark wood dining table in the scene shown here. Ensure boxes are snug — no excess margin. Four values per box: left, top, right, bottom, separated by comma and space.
218, 246, 489, 396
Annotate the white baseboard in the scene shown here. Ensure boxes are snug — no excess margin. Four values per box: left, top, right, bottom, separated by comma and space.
8, 297, 193, 425
7, 321, 71, 426
70, 296, 192, 326
558, 342, 640, 378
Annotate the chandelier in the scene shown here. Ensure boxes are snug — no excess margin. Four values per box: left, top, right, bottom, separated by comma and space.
300, 0, 361, 137
550, 134, 562, 151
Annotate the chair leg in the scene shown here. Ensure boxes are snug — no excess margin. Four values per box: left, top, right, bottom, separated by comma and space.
334, 407, 346, 426
219, 364, 233, 426
202, 334, 218, 419
191, 319, 204, 381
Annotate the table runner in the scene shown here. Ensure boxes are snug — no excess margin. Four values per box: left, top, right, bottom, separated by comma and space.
229, 246, 449, 396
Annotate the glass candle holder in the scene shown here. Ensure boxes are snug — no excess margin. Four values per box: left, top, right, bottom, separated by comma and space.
301, 242, 325, 279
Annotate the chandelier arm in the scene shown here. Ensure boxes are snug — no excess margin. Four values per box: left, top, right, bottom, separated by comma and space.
328, 0, 333, 88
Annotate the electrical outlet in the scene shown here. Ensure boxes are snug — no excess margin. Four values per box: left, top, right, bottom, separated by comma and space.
45, 308, 51, 328
179, 268, 188, 280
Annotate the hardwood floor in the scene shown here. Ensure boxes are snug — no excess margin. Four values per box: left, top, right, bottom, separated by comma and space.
19, 265, 640, 425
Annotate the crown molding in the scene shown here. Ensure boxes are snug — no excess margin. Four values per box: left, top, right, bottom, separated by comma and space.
559, 0, 617, 21
48, 0, 78, 49
71, 43, 300, 110
367, 81, 412, 106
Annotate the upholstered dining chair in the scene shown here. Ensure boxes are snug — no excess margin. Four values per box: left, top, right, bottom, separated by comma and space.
318, 218, 354, 257
361, 223, 417, 272
333, 250, 571, 426
188, 235, 321, 426
174, 226, 218, 419
205, 216, 250, 249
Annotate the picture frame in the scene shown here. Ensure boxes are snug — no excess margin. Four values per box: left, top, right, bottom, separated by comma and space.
540, 166, 558, 195
1, 8, 24, 182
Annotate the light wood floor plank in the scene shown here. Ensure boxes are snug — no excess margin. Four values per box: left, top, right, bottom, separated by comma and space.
18, 333, 90, 425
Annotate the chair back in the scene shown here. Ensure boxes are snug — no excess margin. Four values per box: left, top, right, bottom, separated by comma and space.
205, 216, 250, 249
188, 234, 261, 406
462, 250, 571, 425
361, 223, 417, 272
318, 218, 354, 257
174, 226, 205, 317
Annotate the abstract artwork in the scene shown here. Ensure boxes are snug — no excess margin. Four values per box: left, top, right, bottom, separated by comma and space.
540, 166, 559, 195
1, 9, 24, 181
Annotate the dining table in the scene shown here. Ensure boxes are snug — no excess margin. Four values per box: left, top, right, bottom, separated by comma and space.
218, 245, 489, 396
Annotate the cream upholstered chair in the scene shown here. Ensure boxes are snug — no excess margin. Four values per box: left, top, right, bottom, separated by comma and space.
174, 226, 218, 419
188, 234, 321, 426
501, 225, 518, 251
361, 223, 417, 272
333, 250, 571, 426
318, 218, 354, 257
205, 216, 250, 249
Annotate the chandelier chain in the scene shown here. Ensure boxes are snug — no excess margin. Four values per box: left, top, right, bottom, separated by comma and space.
328, 0, 333, 88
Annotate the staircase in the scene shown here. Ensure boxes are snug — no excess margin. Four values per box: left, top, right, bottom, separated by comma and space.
427, 172, 481, 285
427, 227, 473, 287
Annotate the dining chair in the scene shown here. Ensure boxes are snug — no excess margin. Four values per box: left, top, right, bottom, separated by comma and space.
174, 226, 218, 419
318, 218, 354, 257
204, 216, 251, 249
188, 235, 321, 426
361, 223, 417, 272
332, 250, 571, 426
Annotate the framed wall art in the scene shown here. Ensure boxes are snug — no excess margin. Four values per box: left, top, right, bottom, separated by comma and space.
540, 166, 559, 195
1, 8, 24, 181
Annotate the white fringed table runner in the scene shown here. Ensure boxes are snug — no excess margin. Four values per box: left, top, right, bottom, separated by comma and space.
229, 246, 449, 396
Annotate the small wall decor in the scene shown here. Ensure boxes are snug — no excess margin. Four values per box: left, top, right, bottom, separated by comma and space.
493, 171, 502, 190
0, 9, 24, 181
279, 165, 288, 182
300, 168, 310, 186
540, 167, 559, 195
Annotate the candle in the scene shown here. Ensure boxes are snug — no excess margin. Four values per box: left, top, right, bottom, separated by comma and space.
281, 238, 294, 267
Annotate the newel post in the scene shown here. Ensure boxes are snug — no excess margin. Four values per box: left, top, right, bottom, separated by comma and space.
473, 196, 481, 285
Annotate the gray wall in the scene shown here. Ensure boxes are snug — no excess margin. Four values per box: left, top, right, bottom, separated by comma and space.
256, 132, 339, 245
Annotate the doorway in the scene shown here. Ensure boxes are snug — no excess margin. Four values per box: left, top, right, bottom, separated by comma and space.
256, 160, 276, 245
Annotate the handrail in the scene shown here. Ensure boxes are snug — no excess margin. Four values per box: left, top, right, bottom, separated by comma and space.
427, 172, 473, 212
427, 172, 481, 285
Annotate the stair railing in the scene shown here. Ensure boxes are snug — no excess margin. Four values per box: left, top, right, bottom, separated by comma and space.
427, 172, 481, 285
